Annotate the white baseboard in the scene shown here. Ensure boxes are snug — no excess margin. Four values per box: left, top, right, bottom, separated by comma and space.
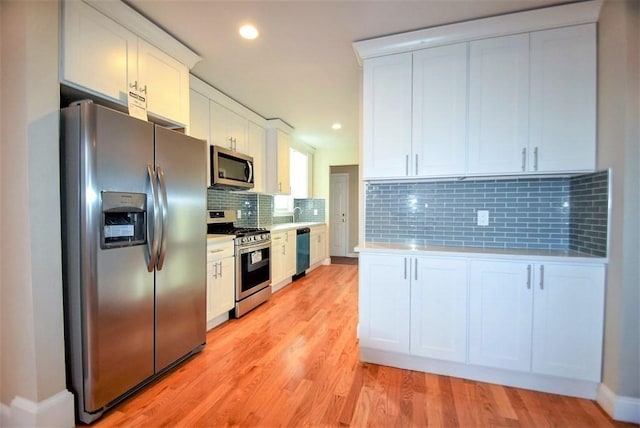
271, 277, 292, 293
1, 390, 75, 427
597, 383, 640, 424
206, 312, 230, 331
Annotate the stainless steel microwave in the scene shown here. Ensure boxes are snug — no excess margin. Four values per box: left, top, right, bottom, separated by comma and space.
210, 145, 254, 190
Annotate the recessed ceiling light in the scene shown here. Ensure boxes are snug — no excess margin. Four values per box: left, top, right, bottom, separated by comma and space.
331, 123, 342, 130
239, 24, 259, 40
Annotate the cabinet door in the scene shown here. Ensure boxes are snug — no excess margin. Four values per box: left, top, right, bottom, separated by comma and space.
247, 121, 266, 193
410, 257, 468, 362
469, 260, 532, 371
271, 232, 286, 284
210, 102, 248, 152
531, 263, 605, 381
468, 34, 529, 175
283, 231, 297, 278
137, 39, 190, 125
276, 130, 291, 194
310, 227, 326, 266
359, 254, 410, 352
363, 53, 413, 179
413, 44, 468, 176
212, 256, 236, 317
206, 259, 218, 324
190, 90, 211, 187
529, 24, 596, 173
62, 0, 137, 104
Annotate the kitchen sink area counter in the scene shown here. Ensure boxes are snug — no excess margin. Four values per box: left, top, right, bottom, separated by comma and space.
269, 221, 326, 232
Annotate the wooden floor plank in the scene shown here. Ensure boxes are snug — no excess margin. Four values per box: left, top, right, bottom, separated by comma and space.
89, 264, 634, 428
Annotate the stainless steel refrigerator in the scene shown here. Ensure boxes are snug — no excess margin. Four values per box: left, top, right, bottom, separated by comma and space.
60, 101, 206, 423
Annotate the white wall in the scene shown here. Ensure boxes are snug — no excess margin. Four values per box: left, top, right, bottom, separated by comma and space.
597, 0, 640, 420
1, 1, 74, 426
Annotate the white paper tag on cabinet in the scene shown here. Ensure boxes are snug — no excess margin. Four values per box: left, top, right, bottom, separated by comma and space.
128, 87, 148, 121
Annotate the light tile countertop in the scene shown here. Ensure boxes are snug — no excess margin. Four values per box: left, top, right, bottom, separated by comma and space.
268, 222, 326, 232
356, 242, 608, 264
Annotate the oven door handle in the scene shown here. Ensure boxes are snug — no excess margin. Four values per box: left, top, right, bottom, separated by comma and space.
237, 241, 271, 254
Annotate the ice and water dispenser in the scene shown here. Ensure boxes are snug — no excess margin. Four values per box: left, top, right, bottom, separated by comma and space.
101, 191, 147, 249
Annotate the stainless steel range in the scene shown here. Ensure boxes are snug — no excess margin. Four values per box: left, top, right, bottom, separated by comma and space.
207, 210, 271, 317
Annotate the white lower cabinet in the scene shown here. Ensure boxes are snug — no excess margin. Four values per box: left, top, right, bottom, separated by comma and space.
530, 263, 605, 381
468, 260, 605, 381
359, 251, 606, 389
271, 230, 296, 286
359, 253, 410, 352
410, 257, 468, 363
206, 240, 235, 330
359, 254, 467, 359
310, 225, 327, 266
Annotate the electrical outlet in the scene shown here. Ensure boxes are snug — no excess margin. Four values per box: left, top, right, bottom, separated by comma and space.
477, 210, 489, 226
313, 209, 318, 215
237, 209, 242, 219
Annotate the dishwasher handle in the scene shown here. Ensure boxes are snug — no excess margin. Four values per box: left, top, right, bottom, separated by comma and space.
296, 227, 311, 235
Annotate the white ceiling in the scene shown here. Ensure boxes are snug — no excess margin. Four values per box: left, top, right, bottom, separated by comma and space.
126, 0, 568, 153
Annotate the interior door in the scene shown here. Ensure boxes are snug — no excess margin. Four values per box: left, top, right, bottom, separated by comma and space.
330, 173, 349, 256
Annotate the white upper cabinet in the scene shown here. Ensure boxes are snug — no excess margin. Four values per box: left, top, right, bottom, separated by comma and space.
61, 0, 194, 126
136, 39, 190, 125
247, 121, 266, 193
357, 4, 598, 180
189, 89, 210, 187
363, 53, 413, 179
266, 123, 292, 195
210, 101, 249, 153
529, 24, 596, 173
468, 34, 530, 175
62, 0, 137, 104
413, 43, 468, 176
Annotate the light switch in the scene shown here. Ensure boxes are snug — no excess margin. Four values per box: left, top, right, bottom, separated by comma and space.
477, 210, 489, 226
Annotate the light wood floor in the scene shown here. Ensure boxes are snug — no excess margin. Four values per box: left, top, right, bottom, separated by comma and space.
91, 264, 635, 427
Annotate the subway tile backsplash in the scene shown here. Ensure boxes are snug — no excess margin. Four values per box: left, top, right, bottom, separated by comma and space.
365, 171, 609, 256
294, 198, 326, 223
207, 189, 274, 228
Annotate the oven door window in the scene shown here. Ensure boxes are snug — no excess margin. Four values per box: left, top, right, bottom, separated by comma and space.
240, 246, 270, 294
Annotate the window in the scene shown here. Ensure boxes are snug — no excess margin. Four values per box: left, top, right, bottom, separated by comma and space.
274, 148, 308, 213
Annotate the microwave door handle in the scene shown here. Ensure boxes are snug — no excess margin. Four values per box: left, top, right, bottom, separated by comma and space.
146, 164, 160, 272
246, 160, 253, 184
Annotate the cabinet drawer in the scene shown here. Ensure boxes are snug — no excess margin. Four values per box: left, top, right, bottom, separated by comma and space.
207, 241, 234, 260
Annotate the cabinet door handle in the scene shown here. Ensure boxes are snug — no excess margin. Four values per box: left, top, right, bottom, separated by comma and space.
404, 258, 407, 280
209, 249, 224, 254
526, 264, 532, 289
414, 258, 418, 280
415, 154, 419, 176
405, 155, 409, 176
534, 147, 539, 171
539, 265, 544, 290
219, 261, 223, 278
214, 262, 218, 279
521, 148, 527, 172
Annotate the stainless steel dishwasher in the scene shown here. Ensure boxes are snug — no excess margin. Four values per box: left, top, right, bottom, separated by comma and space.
294, 227, 311, 280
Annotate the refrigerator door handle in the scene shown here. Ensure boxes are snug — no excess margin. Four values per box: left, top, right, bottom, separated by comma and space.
156, 165, 169, 270
147, 164, 160, 272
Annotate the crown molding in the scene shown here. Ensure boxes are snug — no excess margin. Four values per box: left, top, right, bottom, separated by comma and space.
83, 0, 202, 69
353, 0, 602, 65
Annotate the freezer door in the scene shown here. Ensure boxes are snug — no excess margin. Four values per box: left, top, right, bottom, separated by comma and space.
68, 103, 156, 414
154, 126, 207, 371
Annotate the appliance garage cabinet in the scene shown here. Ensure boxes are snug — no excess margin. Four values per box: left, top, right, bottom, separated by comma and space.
206, 237, 236, 330
61, 0, 197, 126
357, 249, 606, 398
360, 21, 596, 179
